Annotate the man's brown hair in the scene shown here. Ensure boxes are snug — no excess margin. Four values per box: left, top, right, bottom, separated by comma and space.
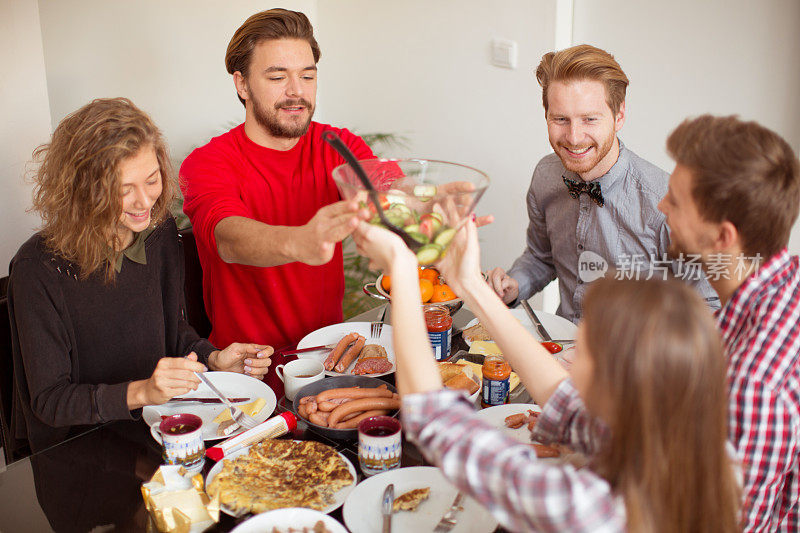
536, 44, 629, 116
31, 97, 176, 281
225, 8, 320, 106
667, 115, 800, 259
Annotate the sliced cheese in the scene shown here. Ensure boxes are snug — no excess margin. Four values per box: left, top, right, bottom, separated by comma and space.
469, 340, 502, 356
212, 397, 266, 424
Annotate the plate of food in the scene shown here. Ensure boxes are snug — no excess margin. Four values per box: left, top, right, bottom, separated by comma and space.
342, 466, 498, 533
296, 322, 395, 377
231, 507, 348, 533
206, 439, 357, 517
462, 308, 577, 349
474, 403, 561, 458
142, 371, 277, 441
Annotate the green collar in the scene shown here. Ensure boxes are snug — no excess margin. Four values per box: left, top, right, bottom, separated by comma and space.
113, 227, 155, 273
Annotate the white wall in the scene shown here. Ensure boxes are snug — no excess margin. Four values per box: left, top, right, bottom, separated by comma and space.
572, 0, 800, 252
0, 0, 52, 277
37, 0, 318, 167
317, 0, 558, 274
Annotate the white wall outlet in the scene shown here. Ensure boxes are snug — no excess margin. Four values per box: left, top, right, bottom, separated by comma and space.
491, 38, 518, 69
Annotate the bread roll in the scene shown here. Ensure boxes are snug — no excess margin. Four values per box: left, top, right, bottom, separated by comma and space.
444, 373, 480, 395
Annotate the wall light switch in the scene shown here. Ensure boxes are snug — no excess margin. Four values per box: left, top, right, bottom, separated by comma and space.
491, 38, 518, 69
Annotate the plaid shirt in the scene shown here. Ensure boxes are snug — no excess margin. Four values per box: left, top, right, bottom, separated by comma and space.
717, 248, 800, 532
402, 380, 625, 532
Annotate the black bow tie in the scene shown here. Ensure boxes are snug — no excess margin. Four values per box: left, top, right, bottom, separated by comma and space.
563, 176, 604, 207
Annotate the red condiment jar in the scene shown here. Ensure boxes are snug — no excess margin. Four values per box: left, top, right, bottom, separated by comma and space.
424, 305, 452, 361
481, 355, 511, 408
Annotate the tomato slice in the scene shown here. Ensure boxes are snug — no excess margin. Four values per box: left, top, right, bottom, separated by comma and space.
541, 341, 563, 354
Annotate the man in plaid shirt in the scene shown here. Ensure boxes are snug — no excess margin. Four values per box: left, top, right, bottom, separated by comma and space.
658, 115, 800, 531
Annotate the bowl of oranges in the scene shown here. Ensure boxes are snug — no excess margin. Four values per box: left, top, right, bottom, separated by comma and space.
363, 266, 463, 314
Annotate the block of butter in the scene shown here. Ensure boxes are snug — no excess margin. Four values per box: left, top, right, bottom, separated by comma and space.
212, 397, 266, 424
141, 465, 219, 533
469, 340, 502, 356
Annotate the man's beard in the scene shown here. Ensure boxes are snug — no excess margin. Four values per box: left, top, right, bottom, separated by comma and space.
555, 129, 615, 175
252, 95, 315, 139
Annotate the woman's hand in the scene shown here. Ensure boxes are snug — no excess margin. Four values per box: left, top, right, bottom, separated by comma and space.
436, 218, 484, 295
209, 344, 273, 378
352, 222, 417, 272
127, 352, 206, 408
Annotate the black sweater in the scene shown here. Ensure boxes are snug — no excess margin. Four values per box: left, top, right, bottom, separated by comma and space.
8, 218, 216, 452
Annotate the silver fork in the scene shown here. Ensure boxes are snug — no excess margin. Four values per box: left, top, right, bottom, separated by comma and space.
371, 304, 388, 339
194, 372, 259, 430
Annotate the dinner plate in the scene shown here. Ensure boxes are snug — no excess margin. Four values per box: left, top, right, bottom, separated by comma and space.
231, 507, 348, 533
474, 403, 543, 445
296, 322, 395, 377
206, 443, 357, 517
142, 371, 277, 442
342, 466, 498, 533
463, 308, 577, 346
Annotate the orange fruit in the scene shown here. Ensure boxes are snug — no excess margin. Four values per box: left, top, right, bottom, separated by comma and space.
380, 274, 391, 293
419, 268, 440, 284
430, 283, 457, 303
419, 279, 434, 303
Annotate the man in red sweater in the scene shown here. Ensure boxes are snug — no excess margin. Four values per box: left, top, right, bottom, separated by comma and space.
180, 9, 373, 391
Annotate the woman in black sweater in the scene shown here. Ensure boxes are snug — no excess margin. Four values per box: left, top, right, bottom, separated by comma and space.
8, 98, 273, 452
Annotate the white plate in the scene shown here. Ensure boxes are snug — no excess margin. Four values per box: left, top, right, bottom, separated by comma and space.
463, 308, 577, 346
296, 322, 395, 377
231, 508, 348, 533
206, 443, 357, 517
474, 403, 543, 445
142, 371, 277, 442
342, 466, 498, 533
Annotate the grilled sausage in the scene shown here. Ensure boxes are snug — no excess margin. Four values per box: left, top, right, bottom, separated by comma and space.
327, 397, 400, 427
298, 402, 309, 419
333, 409, 390, 429
308, 411, 330, 427
504, 413, 527, 429
323, 333, 359, 371
334, 335, 367, 373
531, 443, 560, 458
317, 398, 352, 412
315, 385, 391, 402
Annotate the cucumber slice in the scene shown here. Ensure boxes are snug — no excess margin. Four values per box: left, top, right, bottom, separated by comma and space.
416, 243, 443, 265
433, 227, 457, 247
389, 203, 412, 216
403, 224, 420, 234
413, 184, 437, 201
427, 212, 444, 224
406, 231, 429, 245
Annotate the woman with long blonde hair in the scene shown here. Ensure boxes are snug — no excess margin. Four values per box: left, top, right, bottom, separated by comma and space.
8, 98, 273, 452
353, 219, 740, 532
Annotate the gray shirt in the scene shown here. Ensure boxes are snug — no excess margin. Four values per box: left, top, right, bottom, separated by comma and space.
508, 140, 719, 322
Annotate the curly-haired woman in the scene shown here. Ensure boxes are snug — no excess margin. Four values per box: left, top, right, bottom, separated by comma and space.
8, 98, 273, 452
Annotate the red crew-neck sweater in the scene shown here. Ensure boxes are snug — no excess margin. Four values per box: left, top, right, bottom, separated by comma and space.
180, 122, 373, 354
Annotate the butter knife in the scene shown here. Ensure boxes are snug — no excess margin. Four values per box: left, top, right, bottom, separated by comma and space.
277, 343, 338, 356
433, 491, 465, 532
382, 483, 394, 533
167, 397, 250, 404
520, 299, 552, 342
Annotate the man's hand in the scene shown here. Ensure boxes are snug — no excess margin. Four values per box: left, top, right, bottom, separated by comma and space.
127, 352, 206, 409
487, 267, 519, 304
294, 200, 369, 265
209, 344, 273, 378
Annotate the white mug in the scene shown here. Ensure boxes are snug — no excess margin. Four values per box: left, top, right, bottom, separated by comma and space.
276, 359, 325, 401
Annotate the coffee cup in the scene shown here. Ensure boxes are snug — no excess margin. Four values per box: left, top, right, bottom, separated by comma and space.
150, 413, 205, 471
357, 415, 402, 476
275, 359, 325, 401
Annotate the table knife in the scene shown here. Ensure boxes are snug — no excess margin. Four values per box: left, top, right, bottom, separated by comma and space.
520, 299, 553, 342
381, 483, 394, 533
433, 491, 465, 532
167, 397, 250, 404
277, 343, 338, 356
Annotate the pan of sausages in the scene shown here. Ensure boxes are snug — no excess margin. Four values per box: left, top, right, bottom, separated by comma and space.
290, 376, 400, 439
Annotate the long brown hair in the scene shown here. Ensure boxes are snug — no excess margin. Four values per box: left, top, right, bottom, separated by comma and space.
667, 114, 800, 259
536, 44, 629, 116
583, 276, 740, 532
225, 8, 320, 106
30, 97, 176, 281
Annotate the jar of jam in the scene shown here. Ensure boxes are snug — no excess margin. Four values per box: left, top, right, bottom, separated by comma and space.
424, 305, 453, 361
481, 355, 511, 408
